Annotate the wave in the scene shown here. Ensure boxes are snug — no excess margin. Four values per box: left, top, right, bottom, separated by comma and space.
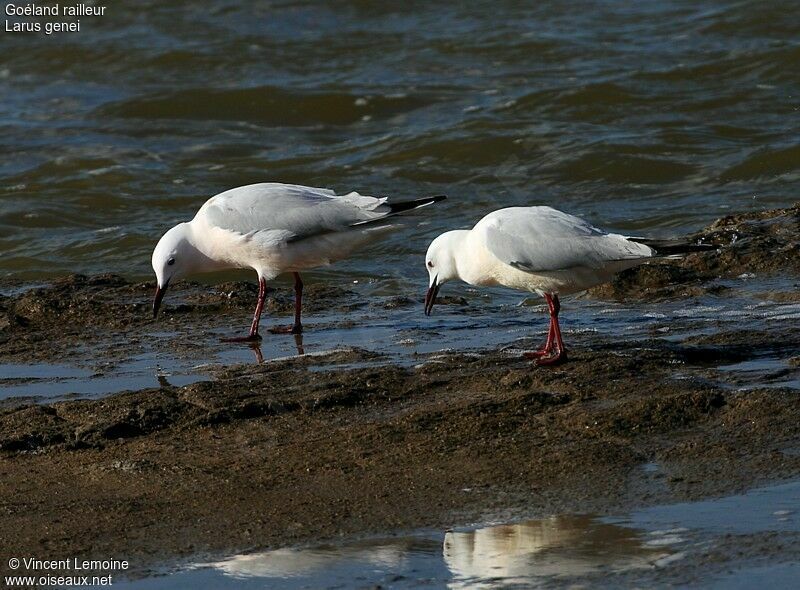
98, 87, 436, 126
720, 145, 800, 181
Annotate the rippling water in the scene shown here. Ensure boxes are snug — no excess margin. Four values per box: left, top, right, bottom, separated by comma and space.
2, 0, 799, 282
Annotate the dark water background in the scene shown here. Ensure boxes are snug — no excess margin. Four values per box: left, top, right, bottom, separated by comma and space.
1, 0, 799, 284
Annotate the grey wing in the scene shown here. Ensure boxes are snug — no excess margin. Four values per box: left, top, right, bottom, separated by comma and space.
197, 183, 391, 240
476, 207, 655, 272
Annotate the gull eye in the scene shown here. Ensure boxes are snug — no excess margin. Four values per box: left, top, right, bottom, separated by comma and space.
167, 258, 176, 266
427, 261, 434, 268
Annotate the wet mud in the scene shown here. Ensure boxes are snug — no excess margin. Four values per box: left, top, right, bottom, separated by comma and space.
590, 201, 800, 300
0, 203, 799, 576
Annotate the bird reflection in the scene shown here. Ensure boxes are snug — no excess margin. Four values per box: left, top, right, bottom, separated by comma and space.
199, 515, 675, 586
203, 543, 405, 578
247, 334, 305, 364
248, 342, 264, 364
443, 516, 672, 588
293, 333, 305, 355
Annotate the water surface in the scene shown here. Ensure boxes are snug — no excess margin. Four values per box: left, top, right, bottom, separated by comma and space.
2, 0, 799, 283
115, 479, 800, 589
1, 280, 797, 401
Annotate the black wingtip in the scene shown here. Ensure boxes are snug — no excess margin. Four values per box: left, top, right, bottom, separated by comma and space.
387, 195, 447, 214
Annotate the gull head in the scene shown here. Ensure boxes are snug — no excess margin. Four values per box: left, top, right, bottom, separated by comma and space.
151, 222, 194, 318
424, 230, 465, 316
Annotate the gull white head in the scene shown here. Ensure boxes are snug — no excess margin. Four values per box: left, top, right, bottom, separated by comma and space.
151, 222, 196, 317
424, 230, 467, 315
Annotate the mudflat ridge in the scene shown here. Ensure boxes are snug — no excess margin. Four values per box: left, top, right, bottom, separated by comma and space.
0, 203, 798, 576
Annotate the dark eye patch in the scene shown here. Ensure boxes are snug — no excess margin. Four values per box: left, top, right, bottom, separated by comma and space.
167, 258, 176, 266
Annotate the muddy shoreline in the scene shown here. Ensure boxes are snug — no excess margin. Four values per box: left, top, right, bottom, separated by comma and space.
1, 203, 799, 579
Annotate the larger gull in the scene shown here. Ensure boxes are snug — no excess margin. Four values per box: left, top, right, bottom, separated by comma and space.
152, 182, 445, 341
424, 206, 712, 365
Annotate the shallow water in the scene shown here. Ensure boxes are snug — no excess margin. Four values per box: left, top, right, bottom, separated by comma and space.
1, 276, 797, 402
2, 0, 799, 283
113, 479, 800, 588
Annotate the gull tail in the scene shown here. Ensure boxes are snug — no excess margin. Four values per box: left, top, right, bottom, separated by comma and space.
387, 194, 447, 214
349, 195, 447, 227
629, 237, 716, 256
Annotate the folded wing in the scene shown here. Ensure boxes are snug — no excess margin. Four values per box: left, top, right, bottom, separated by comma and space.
476, 206, 655, 273
197, 183, 393, 241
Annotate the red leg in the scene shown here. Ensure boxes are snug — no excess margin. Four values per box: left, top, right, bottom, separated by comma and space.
536, 294, 568, 366
268, 272, 304, 334
222, 277, 266, 342
523, 317, 555, 359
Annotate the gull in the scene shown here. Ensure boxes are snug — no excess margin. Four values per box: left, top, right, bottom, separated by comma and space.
152, 182, 445, 341
424, 206, 712, 365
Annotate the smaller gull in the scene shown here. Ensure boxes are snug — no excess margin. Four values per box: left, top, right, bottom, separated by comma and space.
152, 182, 445, 341
424, 206, 713, 365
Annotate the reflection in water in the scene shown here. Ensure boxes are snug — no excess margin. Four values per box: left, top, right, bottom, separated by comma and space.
203, 542, 408, 579
443, 516, 669, 588
4, 294, 795, 402
195, 515, 672, 588
248, 334, 306, 365
293, 334, 305, 356
248, 342, 264, 364
247, 334, 304, 364
111, 482, 800, 589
